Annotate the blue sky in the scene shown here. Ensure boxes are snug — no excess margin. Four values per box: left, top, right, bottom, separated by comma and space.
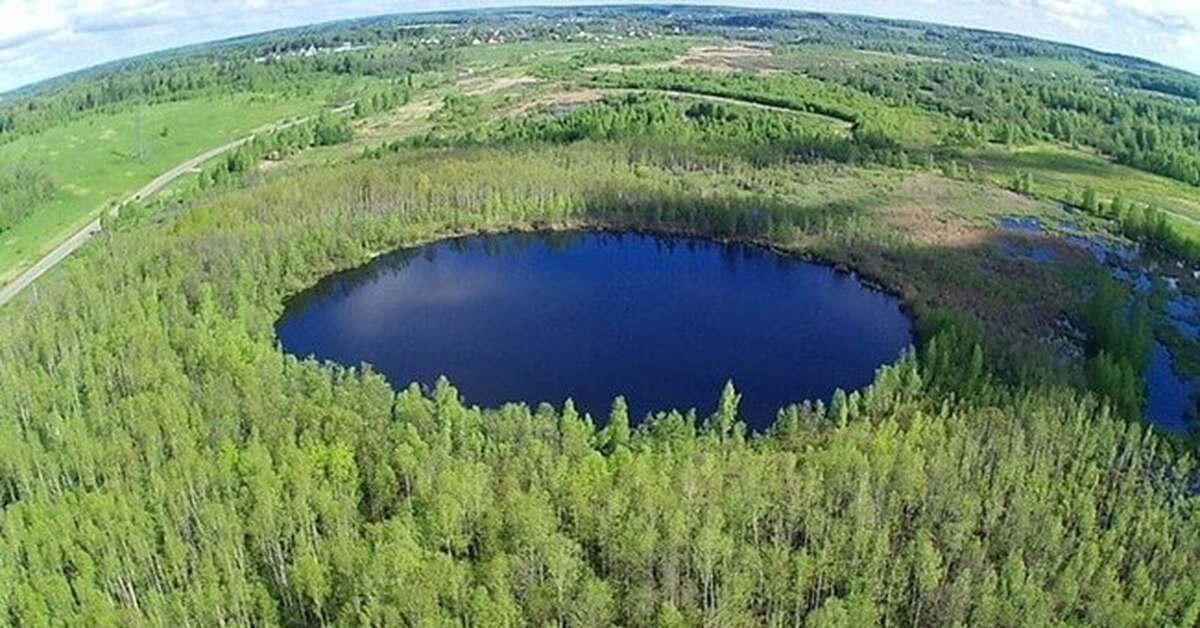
1, 0, 1198, 92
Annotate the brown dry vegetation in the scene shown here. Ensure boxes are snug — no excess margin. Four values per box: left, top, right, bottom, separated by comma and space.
456, 74, 540, 96
589, 43, 776, 74
667, 43, 774, 73
789, 173, 1092, 350
356, 98, 442, 142
509, 89, 607, 116
879, 175, 1032, 247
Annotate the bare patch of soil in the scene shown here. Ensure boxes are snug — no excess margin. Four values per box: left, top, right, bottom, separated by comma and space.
457, 75, 539, 96
876, 175, 1028, 247
509, 90, 606, 117
862, 174, 1090, 340
667, 43, 773, 73
357, 99, 442, 141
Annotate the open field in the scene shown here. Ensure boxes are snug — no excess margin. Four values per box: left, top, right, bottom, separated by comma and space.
0, 93, 330, 282
0, 103, 355, 306
968, 145, 1200, 220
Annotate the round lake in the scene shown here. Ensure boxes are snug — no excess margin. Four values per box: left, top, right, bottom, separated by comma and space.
277, 232, 914, 430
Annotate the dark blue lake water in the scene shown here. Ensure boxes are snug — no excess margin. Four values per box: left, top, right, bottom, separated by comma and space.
277, 232, 914, 429
1147, 343, 1195, 433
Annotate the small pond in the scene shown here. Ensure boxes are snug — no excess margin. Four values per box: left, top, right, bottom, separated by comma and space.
1146, 343, 1195, 433
998, 214, 1197, 432
277, 232, 914, 429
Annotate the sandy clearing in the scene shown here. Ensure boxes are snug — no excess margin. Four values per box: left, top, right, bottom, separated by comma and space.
660, 43, 774, 73
509, 90, 607, 116
457, 74, 539, 96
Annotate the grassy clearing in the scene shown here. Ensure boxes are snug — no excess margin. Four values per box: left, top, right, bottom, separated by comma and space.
1000, 56, 1101, 78
458, 40, 599, 66
770, 44, 935, 72
967, 144, 1200, 221
0, 92, 330, 282
764, 168, 1094, 348
643, 41, 774, 73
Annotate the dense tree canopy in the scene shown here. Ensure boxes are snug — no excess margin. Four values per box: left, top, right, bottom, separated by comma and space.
810, 61, 1200, 186
0, 163, 56, 233
0, 144, 1196, 625
2, 6, 1199, 626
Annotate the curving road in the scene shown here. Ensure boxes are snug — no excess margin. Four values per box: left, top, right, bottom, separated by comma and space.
0, 104, 353, 308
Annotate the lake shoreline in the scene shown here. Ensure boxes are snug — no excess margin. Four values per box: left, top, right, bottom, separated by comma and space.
278, 227, 915, 427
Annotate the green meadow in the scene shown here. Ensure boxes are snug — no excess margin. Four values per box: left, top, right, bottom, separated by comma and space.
0, 92, 328, 282
968, 144, 1200, 226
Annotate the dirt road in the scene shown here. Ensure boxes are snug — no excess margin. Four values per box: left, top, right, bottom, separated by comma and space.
0, 104, 352, 308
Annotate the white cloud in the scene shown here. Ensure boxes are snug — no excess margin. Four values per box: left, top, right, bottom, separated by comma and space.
0, 2, 67, 49
0, 1, 335, 48
1007, 0, 1108, 29
1001, 0, 1198, 34
0, 0, 349, 90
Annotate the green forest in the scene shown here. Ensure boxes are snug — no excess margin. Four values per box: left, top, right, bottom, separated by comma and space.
0, 5, 1198, 627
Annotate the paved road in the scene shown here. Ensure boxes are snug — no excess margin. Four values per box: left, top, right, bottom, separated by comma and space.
0, 105, 353, 308
126, 103, 354, 205
0, 218, 102, 306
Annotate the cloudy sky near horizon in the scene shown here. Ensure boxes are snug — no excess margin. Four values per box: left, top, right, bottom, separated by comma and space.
1, 0, 1198, 93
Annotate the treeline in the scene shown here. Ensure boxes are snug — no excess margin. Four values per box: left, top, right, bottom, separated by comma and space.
590, 68, 939, 147
1083, 281, 1153, 419
198, 114, 354, 189
0, 143, 1194, 625
351, 84, 412, 119
399, 93, 941, 179
0, 162, 56, 233
1070, 185, 1200, 264
1108, 69, 1200, 101
805, 59, 1200, 185
414, 94, 855, 153
0, 46, 452, 143
752, 11, 1180, 75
